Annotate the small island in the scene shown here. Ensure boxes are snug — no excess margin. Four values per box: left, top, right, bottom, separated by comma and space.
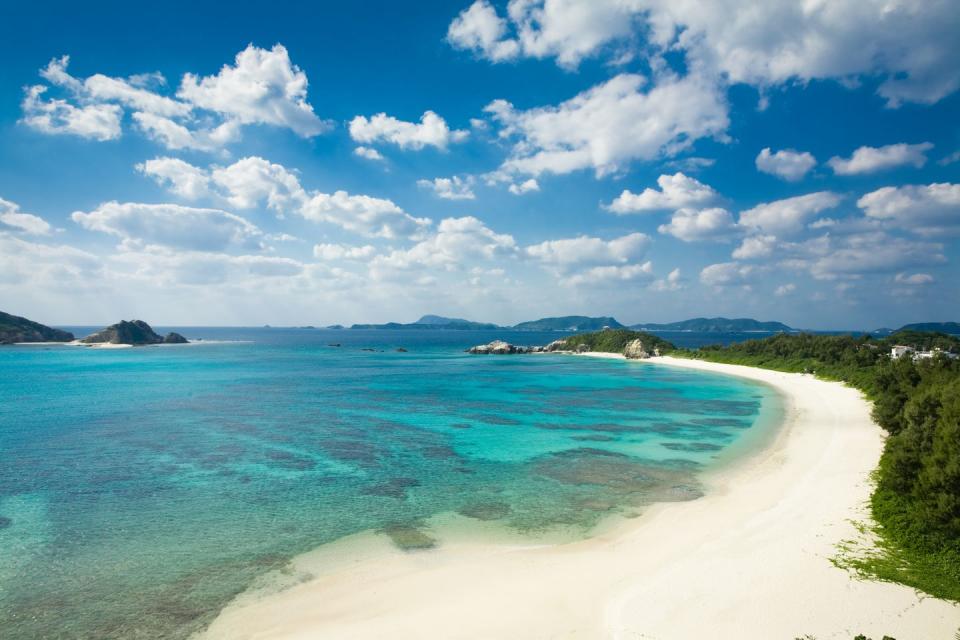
81, 320, 188, 346
0, 310, 74, 344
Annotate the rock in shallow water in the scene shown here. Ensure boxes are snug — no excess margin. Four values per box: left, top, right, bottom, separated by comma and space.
381, 524, 437, 551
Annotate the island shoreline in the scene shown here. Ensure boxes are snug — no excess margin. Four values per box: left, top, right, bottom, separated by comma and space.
197, 355, 960, 640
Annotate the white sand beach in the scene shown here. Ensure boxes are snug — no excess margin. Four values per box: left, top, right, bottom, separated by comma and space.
199, 356, 959, 640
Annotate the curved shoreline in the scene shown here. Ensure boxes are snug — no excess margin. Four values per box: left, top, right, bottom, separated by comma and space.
197, 355, 959, 640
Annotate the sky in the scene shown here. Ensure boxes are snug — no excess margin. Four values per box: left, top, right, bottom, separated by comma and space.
0, 0, 958, 330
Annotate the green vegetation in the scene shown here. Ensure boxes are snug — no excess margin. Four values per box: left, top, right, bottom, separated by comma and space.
561, 328, 675, 354
679, 331, 960, 601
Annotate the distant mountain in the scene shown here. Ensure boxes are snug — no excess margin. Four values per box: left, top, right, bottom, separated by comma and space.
0, 310, 74, 344
631, 317, 794, 333
511, 316, 625, 332
416, 314, 472, 325
897, 322, 960, 335
351, 315, 500, 330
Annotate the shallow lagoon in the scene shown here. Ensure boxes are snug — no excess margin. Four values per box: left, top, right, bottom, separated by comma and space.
0, 329, 780, 639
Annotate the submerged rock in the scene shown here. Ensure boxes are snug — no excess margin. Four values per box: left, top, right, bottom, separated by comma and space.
457, 501, 512, 521
81, 320, 188, 346
381, 523, 437, 551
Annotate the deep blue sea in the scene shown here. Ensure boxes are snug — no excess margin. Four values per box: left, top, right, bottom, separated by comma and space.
0, 328, 781, 639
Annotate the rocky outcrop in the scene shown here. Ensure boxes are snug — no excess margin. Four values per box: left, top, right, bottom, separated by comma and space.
82, 320, 189, 346
543, 339, 569, 352
0, 311, 74, 344
623, 339, 649, 359
467, 340, 546, 354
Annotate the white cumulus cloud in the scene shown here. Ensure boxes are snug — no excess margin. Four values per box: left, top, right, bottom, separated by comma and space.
417, 176, 476, 200
349, 111, 468, 150
177, 44, 328, 137
71, 202, 264, 252
0, 198, 53, 236
487, 73, 728, 178
447, 0, 960, 107
739, 191, 841, 236
828, 142, 934, 175
607, 172, 718, 213
857, 182, 960, 235
755, 148, 816, 181
508, 179, 540, 195
657, 207, 736, 242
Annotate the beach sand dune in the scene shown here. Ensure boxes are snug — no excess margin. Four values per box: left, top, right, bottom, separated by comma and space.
198, 356, 959, 640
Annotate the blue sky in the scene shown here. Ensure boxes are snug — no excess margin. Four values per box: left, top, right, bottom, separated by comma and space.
0, 0, 958, 329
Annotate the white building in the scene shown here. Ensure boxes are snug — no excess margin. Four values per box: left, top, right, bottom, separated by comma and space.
890, 345, 914, 359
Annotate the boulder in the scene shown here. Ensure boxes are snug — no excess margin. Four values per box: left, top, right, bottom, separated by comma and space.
163, 332, 189, 344
543, 339, 569, 352
576, 344, 589, 353
623, 338, 649, 359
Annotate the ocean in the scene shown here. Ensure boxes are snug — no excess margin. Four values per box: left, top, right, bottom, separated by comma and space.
0, 328, 781, 639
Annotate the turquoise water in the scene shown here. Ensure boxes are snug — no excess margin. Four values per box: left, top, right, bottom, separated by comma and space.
0, 329, 779, 639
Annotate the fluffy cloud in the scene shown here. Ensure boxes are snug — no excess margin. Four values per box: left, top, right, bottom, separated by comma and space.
657, 207, 736, 242
700, 261, 755, 287
139, 155, 431, 239
0, 233, 103, 288
348, 111, 468, 150
526, 232, 649, 268
774, 283, 796, 296
21, 45, 326, 149
0, 198, 53, 235
448, 0, 960, 106
738, 191, 841, 235
755, 148, 816, 181
20, 85, 122, 141
109, 246, 304, 286
301, 192, 430, 239
650, 267, 684, 291
71, 202, 264, 251
417, 176, 476, 200
828, 142, 934, 175
177, 44, 328, 137
508, 179, 540, 195
800, 232, 946, 280
208, 156, 305, 211
313, 243, 377, 261
894, 272, 934, 285
526, 232, 653, 287
132, 112, 240, 152
857, 183, 960, 235
136, 157, 211, 200
448, 0, 636, 69
732, 234, 777, 260
447, 0, 521, 62
371, 216, 516, 275
564, 262, 653, 287
353, 146, 384, 161
607, 172, 718, 213
487, 73, 728, 177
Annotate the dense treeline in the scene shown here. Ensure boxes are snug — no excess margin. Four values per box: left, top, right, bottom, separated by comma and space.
685, 331, 960, 600
561, 329, 675, 354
